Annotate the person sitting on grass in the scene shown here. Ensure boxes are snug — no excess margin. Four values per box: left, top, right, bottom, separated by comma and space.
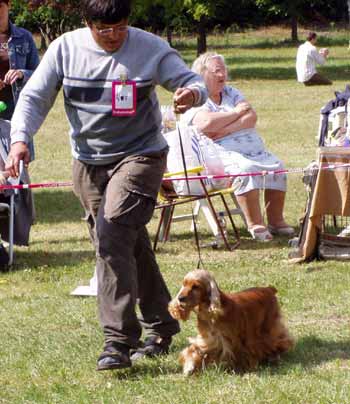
296, 31, 332, 86
182, 52, 294, 242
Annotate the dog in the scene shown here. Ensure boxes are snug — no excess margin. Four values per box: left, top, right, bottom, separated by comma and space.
168, 270, 294, 376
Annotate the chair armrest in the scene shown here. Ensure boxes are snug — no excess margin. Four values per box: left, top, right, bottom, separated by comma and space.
163, 166, 204, 178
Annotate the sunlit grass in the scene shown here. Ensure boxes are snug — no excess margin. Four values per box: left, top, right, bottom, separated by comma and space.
1, 27, 350, 403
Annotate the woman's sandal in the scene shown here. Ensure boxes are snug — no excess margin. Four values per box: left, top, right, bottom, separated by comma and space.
248, 226, 273, 242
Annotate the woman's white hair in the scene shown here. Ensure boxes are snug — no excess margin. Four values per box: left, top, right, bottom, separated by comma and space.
191, 52, 226, 75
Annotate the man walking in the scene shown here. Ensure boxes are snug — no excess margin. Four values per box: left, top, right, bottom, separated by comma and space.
6, 0, 207, 371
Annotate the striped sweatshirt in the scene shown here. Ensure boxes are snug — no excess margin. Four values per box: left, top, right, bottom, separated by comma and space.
10, 26, 207, 164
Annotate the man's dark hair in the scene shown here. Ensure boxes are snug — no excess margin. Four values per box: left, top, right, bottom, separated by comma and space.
0, 0, 9, 4
306, 31, 317, 42
83, 0, 132, 24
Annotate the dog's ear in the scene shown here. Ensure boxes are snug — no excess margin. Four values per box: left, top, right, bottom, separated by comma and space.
207, 276, 223, 319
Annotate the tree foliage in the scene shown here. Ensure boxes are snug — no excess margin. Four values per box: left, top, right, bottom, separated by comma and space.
255, 0, 347, 41
22, 0, 82, 47
182, 0, 219, 54
256, 0, 305, 41
9, 0, 349, 53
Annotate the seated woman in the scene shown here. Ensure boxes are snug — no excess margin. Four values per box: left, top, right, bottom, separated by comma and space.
182, 52, 293, 241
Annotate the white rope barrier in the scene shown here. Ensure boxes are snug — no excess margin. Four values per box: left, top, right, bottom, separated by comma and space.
0, 161, 349, 190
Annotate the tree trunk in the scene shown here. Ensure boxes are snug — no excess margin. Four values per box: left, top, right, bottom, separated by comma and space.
38, 28, 48, 51
197, 18, 207, 56
39, 34, 47, 51
291, 14, 298, 42
166, 26, 173, 47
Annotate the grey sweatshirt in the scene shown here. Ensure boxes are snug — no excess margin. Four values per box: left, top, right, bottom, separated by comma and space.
10, 27, 207, 164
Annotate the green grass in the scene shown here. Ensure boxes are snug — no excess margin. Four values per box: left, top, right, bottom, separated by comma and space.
1, 26, 350, 404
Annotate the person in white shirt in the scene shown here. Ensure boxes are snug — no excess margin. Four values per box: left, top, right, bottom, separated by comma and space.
296, 31, 332, 86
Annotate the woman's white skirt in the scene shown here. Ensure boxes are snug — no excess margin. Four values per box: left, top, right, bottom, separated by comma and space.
214, 128, 287, 195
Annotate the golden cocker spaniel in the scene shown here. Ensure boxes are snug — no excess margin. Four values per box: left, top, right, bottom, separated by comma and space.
169, 270, 293, 375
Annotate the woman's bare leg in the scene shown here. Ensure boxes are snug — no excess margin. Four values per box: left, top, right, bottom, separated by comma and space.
264, 189, 288, 227
236, 190, 264, 229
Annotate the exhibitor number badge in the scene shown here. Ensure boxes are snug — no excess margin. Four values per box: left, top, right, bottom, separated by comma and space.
112, 80, 137, 116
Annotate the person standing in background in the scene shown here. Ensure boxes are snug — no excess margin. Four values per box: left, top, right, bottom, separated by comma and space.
296, 31, 332, 86
0, 0, 39, 121
0, 0, 39, 270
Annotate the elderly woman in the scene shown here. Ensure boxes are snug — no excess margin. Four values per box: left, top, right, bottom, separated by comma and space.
182, 52, 293, 241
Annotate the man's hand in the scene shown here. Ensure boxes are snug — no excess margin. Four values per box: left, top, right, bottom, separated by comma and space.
4, 69, 24, 86
5, 142, 30, 178
173, 87, 197, 114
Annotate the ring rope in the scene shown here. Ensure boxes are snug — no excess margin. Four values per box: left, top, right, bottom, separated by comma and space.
0, 162, 348, 191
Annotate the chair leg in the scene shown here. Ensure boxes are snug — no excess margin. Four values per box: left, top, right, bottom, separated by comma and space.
190, 200, 201, 232
220, 194, 240, 251
204, 193, 240, 251
159, 206, 173, 242
195, 199, 219, 236
230, 192, 247, 227
153, 205, 175, 251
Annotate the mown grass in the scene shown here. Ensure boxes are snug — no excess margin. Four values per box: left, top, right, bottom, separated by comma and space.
1, 26, 350, 404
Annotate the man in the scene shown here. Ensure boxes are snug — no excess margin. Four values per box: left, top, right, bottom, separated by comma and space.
296, 31, 332, 86
6, 0, 207, 371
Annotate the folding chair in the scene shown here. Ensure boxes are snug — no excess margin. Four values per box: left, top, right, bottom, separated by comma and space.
153, 166, 241, 251
191, 188, 246, 234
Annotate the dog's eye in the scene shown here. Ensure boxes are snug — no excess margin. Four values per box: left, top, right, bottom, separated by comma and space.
191, 285, 200, 291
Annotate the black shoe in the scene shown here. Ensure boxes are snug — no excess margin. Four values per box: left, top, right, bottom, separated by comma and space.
130, 336, 172, 362
96, 342, 132, 371
0, 244, 9, 272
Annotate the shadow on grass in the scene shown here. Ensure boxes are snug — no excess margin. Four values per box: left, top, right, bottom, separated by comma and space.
34, 189, 84, 224
180, 53, 350, 81
8, 248, 94, 273
29, 235, 90, 246
230, 64, 350, 81
153, 229, 291, 254
260, 334, 350, 376
109, 360, 181, 381
174, 36, 349, 52
225, 55, 296, 64
107, 334, 350, 380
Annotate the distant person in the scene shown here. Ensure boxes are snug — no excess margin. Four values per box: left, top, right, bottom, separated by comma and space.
0, 0, 39, 121
296, 31, 332, 86
0, 0, 39, 268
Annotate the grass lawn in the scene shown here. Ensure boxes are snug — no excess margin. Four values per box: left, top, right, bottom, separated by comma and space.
1, 26, 350, 403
